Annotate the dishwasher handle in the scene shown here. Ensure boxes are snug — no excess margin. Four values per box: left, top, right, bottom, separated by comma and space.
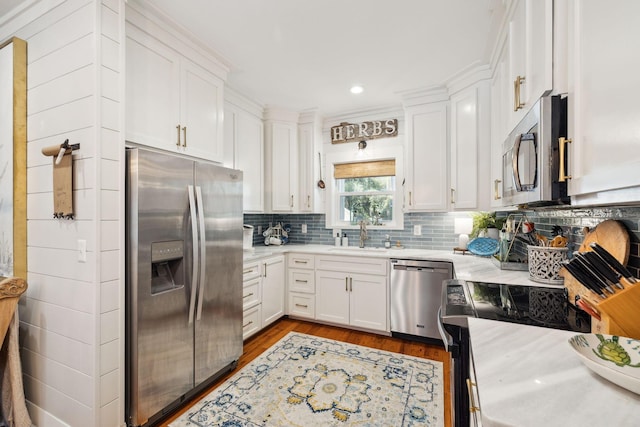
393, 265, 450, 274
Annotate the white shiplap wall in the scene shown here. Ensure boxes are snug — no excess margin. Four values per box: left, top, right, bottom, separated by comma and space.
1, 0, 123, 425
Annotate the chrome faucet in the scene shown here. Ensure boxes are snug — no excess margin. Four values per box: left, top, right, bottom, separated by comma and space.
359, 220, 368, 248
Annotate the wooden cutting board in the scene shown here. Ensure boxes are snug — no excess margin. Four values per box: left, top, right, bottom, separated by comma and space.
576, 219, 630, 263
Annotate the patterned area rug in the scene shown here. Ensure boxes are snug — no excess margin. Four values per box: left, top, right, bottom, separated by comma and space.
170, 332, 444, 426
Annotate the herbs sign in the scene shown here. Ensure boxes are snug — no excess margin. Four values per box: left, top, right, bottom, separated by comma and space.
331, 119, 398, 144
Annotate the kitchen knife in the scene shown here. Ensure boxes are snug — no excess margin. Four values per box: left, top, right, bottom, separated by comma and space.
582, 251, 625, 290
571, 256, 615, 295
590, 242, 638, 284
574, 295, 601, 321
563, 261, 607, 299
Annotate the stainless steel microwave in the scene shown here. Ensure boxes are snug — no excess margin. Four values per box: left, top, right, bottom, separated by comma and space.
502, 95, 570, 207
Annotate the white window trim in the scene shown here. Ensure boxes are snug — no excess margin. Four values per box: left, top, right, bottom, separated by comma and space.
325, 145, 404, 230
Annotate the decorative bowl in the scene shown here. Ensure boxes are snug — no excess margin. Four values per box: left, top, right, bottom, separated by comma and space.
568, 334, 640, 395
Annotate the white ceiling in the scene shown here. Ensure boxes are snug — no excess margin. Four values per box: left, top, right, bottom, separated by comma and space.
0, 0, 503, 117
149, 0, 502, 117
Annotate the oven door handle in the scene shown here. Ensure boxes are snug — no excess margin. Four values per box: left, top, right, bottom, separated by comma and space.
437, 307, 453, 352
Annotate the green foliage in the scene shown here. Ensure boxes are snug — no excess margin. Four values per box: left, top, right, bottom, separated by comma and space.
470, 211, 498, 238
342, 177, 393, 225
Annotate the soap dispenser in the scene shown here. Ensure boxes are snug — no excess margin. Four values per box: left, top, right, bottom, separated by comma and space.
342, 232, 349, 247
335, 233, 341, 247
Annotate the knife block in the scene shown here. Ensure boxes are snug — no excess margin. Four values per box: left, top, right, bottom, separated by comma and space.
591, 281, 640, 339
562, 269, 640, 339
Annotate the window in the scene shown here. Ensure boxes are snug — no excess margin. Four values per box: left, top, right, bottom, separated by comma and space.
326, 147, 404, 229
337, 176, 395, 225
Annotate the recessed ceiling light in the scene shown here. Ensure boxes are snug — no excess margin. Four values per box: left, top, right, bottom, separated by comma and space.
350, 85, 364, 94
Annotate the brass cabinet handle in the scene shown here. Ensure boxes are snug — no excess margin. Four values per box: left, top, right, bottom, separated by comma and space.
176, 124, 181, 147
243, 320, 253, 328
409, 191, 412, 206
450, 188, 455, 204
294, 260, 307, 264
295, 303, 308, 308
494, 179, 502, 200
307, 195, 310, 208
263, 263, 267, 278
290, 195, 294, 208
514, 75, 525, 111
243, 268, 253, 274
345, 277, 348, 291
466, 379, 480, 413
350, 277, 353, 292
559, 137, 572, 182
182, 126, 187, 147
243, 292, 254, 299
295, 279, 308, 283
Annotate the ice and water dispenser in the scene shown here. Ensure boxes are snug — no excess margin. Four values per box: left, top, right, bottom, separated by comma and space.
150, 240, 184, 294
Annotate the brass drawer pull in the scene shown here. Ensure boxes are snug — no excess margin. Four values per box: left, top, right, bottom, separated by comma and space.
243, 292, 254, 299
243, 320, 253, 328
295, 303, 308, 308
295, 279, 308, 283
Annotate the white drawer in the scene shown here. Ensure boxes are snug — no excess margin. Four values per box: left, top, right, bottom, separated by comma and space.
316, 255, 388, 276
243, 305, 262, 340
288, 269, 315, 293
242, 277, 261, 310
288, 293, 315, 319
287, 253, 315, 270
243, 261, 261, 281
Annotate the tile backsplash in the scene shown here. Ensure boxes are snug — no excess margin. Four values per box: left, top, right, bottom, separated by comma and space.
244, 205, 640, 279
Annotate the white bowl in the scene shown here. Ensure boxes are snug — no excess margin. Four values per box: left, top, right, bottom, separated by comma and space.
568, 334, 640, 395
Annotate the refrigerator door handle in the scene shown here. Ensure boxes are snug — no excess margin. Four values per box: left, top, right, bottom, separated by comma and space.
187, 185, 199, 324
195, 186, 207, 321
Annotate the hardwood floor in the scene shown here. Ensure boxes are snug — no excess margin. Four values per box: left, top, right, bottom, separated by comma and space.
160, 317, 452, 426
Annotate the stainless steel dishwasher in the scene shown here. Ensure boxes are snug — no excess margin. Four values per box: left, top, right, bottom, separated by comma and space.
390, 258, 453, 341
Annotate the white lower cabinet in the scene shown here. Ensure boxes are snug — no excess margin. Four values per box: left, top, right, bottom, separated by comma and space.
242, 255, 285, 338
242, 261, 262, 340
314, 255, 388, 332
261, 255, 286, 327
242, 305, 262, 340
286, 253, 315, 319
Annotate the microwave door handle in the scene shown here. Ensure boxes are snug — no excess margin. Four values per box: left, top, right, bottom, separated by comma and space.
512, 133, 523, 191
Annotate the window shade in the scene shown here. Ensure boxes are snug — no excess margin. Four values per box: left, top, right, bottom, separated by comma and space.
333, 160, 396, 179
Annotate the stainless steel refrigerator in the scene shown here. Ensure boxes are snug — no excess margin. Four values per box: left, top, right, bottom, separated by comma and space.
125, 147, 243, 427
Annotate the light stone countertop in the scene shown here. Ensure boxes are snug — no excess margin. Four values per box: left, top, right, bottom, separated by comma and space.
243, 243, 557, 288
469, 318, 640, 427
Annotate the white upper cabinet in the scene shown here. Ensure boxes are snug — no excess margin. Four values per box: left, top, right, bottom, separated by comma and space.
562, 0, 640, 203
224, 92, 264, 212
403, 102, 448, 211
504, 0, 553, 132
264, 108, 299, 212
490, 40, 508, 208
125, 7, 226, 163
298, 112, 324, 213
450, 81, 492, 211
126, 25, 180, 150
180, 60, 224, 162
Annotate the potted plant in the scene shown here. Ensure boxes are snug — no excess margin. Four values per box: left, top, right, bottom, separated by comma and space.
470, 211, 500, 239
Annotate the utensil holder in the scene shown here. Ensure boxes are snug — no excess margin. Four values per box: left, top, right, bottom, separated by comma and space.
528, 246, 568, 284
